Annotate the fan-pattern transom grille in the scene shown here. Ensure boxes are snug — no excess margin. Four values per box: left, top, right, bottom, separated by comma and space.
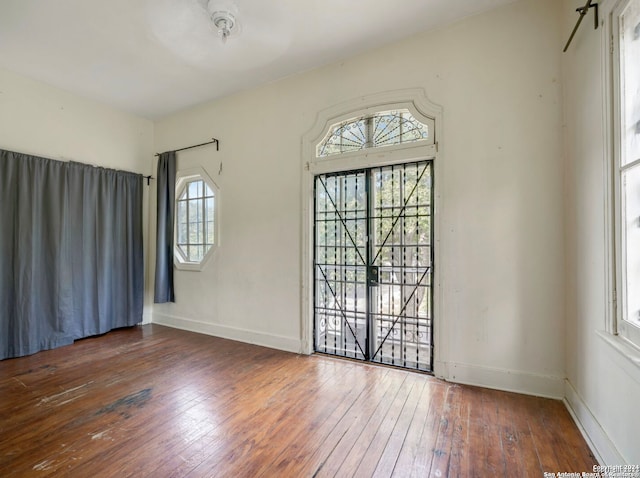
317, 109, 429, 158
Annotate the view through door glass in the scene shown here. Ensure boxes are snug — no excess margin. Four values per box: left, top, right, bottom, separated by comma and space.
314, 161, 433, 372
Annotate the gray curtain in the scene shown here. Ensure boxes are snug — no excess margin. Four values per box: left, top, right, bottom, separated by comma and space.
154, 151, 176, 303
0, 149, 144, 360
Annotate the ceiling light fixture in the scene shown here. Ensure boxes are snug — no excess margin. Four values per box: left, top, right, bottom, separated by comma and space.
211, 10, 236, 43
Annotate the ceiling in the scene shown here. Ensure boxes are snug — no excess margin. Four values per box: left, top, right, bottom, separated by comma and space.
0, 0, 516, 119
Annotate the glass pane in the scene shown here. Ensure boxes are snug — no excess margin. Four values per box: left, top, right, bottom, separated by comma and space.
206, 197, 214, 221
207, 221, 214, 245
187, 180, 202, 199
373, 113, 401, 147
189, 222, 200, 245
177, 220, 187, 244
190, 245, 204, 262
177, 199, 188, 247
621, 1, 640, 165
188, 199, 202, 224
204, 183, 214, 198
177, 200, 187, 230
623, 163, 640, 327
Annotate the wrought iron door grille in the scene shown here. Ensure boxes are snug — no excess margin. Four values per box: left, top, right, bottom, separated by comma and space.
314, 171, 368, 360
314, 161, 433, 372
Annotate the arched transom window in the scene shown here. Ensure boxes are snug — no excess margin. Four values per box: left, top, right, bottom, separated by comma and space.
316, 109, 433, 158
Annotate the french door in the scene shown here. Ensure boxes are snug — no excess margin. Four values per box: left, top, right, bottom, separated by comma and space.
314, 160, 433, 372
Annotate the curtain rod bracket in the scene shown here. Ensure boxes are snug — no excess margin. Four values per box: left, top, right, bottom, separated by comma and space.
144, 175, 154, 186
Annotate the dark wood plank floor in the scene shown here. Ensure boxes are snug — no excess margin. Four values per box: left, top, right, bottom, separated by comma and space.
0, 325, 596, 477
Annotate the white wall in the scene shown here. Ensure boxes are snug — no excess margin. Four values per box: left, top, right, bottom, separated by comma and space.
153, 0, 566, 397
0, 67, 156, 318
562, 0, 640, 465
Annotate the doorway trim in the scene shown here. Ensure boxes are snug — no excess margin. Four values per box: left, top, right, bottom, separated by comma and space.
300, 88, 446, 378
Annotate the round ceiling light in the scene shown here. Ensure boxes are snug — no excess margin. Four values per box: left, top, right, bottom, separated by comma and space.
206, 0, 239, 44
211, 10, 236, 43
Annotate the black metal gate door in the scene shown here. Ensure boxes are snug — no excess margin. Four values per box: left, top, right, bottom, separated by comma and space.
314, 161, 433, 372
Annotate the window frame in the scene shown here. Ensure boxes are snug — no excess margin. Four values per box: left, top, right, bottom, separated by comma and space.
174, 167, 219, 272
608, 0, 640, 349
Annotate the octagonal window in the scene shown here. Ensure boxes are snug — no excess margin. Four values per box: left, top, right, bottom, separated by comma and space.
174, 168, 218, 270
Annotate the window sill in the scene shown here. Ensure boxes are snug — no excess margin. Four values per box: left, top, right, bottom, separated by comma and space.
174, 261, 205, 272
596, 329, 640, 373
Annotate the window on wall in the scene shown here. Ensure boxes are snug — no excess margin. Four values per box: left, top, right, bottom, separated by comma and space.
613, 0, 640, 347
316, 109, 433, 158
175, 168, 218, 270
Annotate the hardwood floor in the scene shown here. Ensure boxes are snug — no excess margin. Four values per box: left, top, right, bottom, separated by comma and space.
0, 325, 596, 477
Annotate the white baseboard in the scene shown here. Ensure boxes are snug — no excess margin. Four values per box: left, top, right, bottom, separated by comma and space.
563, 379, 626, 466
446, 361, 565, 399
140, 309, 153, 325
152, 312, 303, 354
433, 359, 449, 381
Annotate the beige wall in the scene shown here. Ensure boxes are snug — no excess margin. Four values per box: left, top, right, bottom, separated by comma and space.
153, 0, 566, 397
0, 68, 153, 173
562, 0, 640, 465
0, 67, 155, 318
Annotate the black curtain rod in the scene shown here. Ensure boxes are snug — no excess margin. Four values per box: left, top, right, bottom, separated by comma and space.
563, 0, 598, 52
154, 137, 219, 157
145, 137, 220, 185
